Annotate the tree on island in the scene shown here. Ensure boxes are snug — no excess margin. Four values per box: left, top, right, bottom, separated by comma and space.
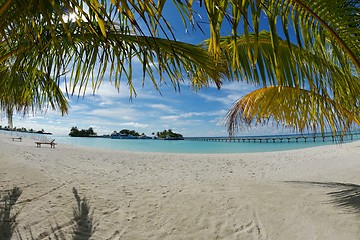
119, 129, 140, 137
0, 125, 51, 134
69, 127, 97, 137
157, 129, 183, 139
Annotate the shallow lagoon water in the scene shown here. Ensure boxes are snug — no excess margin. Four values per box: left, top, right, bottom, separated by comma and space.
3, 130, 359, 153
54, 135, 358, 154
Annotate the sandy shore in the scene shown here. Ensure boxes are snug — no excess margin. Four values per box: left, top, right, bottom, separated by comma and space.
0, 134, 360, 239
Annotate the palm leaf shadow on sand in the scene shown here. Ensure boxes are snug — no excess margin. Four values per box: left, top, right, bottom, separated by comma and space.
0, 187, 22, 240
20, 187, 96, 240
72, 187, 96, 240
287, 181, 360, 214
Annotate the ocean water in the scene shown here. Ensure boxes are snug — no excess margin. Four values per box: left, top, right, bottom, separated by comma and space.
2, 130, 359, 154
54, 134, 358, 154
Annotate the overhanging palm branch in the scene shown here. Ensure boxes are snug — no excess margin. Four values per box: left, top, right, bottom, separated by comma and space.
1, 0, 225, 99
218, 31, 359, 96
52, 33, 225, 96
196, 0, 360, 135
0, 60, 69, 128
0, 0, 227, 128
221, 31, 360, 135
226, 86, 360, 135
198, 0, 360, 72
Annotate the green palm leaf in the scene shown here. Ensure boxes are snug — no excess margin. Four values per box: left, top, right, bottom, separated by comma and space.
221, 31, 359, 135
1, 0, 227, 126
1, 0, 225, 97
199, 0, 360, 72
202, 0, 360, 135
226, 86, 360, 136
0, 61, 69, 128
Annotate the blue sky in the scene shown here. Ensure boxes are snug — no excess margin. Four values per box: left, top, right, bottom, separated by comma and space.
2, 2, 293, 137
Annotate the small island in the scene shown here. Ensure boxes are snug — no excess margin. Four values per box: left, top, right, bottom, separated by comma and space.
69, 127, 98, 137
68, 127, 184, 140
0, 125, 52, 135
111, 129, 153, 139
156, 129, 184, 140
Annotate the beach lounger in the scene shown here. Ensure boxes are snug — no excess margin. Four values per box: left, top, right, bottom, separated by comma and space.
35, 139, 57, 148
11, 137, 22, 142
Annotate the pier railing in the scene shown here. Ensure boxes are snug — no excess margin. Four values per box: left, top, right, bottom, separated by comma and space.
185, 131, 360, 143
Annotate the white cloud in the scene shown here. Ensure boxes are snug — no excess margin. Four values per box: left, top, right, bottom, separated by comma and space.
220, 81, 257, 91
159, 115, 181, 121
195, 82, 258, 107
196, 92, 234, 105
149, 104, 176, 113
181, 109, 226, 118
121, 122, 149, 128
86, 107, 138, 121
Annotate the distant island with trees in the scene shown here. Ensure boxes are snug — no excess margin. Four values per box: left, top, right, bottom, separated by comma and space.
0, 125, 52, 135
69, 127, 97, 137
69, 127, 184, 140
155, 129, 184, 140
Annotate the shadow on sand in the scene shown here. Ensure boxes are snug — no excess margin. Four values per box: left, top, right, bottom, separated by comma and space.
71, 187, 96, 240
0, 187, 22, 240
45, 187, 96, 240
287, 181, 360, 214
1, 186, 96, 239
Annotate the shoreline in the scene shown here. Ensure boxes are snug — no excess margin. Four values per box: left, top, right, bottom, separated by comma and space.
1, 134, 360, 239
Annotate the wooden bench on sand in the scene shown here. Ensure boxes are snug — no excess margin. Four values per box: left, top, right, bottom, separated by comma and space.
35, 139, 57, 148
11, 137, 22, 142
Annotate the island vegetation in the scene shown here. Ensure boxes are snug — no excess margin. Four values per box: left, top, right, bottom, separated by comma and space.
69, 127, 97, 137
113, 129, 141, 137
0, 125, 52, 135
156, 129, 184, 140
68, 127, 183, 140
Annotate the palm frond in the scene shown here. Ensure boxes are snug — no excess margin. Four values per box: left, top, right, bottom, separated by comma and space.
0, 61, 69, 123
221, 31, 360, 135
288, 0, 360, 70
211, 0, 360, 135
219, 31, 359, 92
198, 0, 360, 73
226, 86, 360, 136
1, 0, 226, 99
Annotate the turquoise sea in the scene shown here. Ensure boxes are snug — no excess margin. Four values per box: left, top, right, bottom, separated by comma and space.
7, 131, 360, 154
3, 130, 359, 154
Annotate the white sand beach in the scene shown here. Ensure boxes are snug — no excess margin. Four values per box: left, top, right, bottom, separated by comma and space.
1, 133, 360, 239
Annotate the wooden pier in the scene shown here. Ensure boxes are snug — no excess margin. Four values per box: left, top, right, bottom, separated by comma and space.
185, 131, 360, 143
